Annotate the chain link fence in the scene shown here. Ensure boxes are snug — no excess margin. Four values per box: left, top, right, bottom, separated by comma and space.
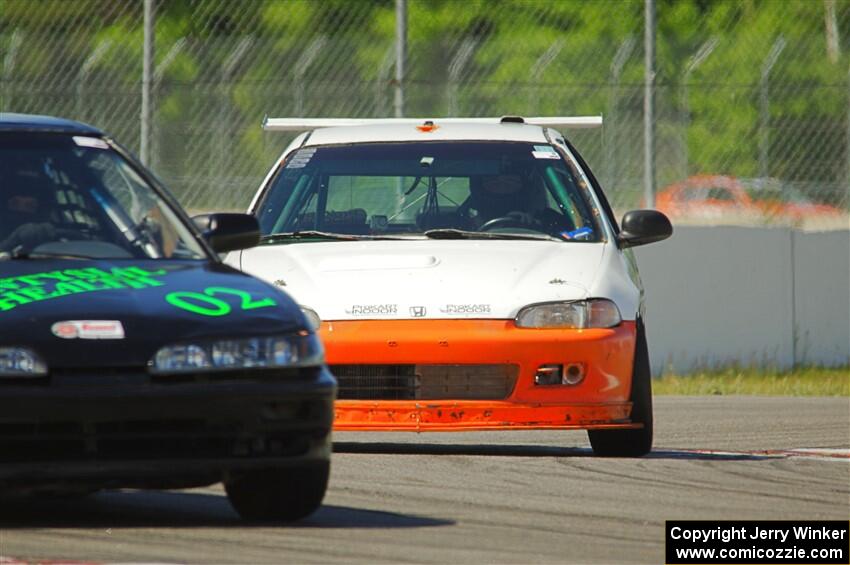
1, 0, 848, 229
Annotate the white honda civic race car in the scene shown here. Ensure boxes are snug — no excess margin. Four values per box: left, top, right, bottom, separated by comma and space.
226, 116, 672, 456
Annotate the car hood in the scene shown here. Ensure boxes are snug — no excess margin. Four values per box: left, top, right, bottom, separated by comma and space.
235, 240, 607, 320
0, 259, 304, 368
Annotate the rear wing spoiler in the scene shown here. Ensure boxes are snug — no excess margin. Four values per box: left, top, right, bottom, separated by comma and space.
262, 115, 603, 132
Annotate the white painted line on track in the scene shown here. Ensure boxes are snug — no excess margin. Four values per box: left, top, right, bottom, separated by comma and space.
1, 559, 100, 565
1, 559, 180, 565
785, 447, 850, 458
670, 447, 850, 461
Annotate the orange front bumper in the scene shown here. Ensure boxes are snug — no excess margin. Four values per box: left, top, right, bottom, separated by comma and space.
321, 319, 638, 432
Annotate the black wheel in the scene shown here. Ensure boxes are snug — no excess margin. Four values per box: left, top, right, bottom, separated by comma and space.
225, 462, 329, 522
587, 319, 653, 457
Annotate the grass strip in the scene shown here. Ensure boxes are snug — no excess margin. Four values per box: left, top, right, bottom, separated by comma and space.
653, 366, 849, 396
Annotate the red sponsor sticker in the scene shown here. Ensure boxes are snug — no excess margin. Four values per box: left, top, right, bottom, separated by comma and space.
51, 320, 125, 340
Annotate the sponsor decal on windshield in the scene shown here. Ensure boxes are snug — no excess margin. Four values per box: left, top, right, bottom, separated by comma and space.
0, 267, 168, 312
285, 148, 316, 169
532, 145, 560, 160
72, 136, 110, 150
560, 227, 594, 240
532, 150, 560, 160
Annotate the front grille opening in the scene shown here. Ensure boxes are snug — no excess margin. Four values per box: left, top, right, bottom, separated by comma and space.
331, 364, 416, 400
0, 400, 320, 463
0, 430, 311, 463
150, 367, 315, 384
40, 366, 317, 385
50, 366, 143, 378
331, 364, 518, 400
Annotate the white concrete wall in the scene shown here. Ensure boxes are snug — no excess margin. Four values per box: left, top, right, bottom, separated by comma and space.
634, 226, 849, 374
793, 230, 850, 367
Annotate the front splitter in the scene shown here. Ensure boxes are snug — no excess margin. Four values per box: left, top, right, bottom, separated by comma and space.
334, 400, 640, 432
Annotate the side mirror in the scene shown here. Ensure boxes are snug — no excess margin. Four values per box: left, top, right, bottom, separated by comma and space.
192, 213, 260, 253
618, 209, 673, 248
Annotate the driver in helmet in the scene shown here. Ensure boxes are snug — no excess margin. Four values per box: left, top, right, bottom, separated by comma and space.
0, 169, 58, 253
465, 173, 572, 235
466, 174, 533, 228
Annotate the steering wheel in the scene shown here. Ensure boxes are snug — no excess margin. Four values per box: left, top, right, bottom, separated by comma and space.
478, 212, 538, 231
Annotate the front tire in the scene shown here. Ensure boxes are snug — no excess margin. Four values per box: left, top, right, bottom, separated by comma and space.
587, 319, 653, 457
225, 462, 329, 522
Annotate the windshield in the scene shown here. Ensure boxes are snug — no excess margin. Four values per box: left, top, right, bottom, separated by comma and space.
0, 133, 206, 260
255, 141, 603, 242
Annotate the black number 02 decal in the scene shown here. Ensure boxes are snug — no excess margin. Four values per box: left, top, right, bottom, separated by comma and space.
166, 286, 277, 317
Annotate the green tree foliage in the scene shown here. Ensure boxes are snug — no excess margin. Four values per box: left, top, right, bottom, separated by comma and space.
1, 0, 847, 208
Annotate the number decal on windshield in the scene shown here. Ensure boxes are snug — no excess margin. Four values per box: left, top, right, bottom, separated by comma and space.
166, 287, 277, 317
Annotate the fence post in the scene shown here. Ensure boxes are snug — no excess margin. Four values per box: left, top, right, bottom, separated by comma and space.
681, 37, 718, 179
825, 0, 840, 64
141, 0, 155, 165
1, 30, 23, 111
294, 36, 326, 117
152, 37, 187, 171
216, 36, 254, 206
529, 39, 565, 116
76, 40, 113, 124
759, 36, 786, 180
376, 46, 395, 116
607, 36, 635, 191
644, 0, 656, 208
394, 0, 406, 118
448, 39, 479, 116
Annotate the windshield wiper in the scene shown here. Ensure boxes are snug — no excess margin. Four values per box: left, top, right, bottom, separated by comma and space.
423, 229, 561, 242
260, 231, 408, 243
261, 231, 364, 243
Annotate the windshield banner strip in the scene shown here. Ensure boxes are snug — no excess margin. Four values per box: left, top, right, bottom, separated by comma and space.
0, 267, 168, 312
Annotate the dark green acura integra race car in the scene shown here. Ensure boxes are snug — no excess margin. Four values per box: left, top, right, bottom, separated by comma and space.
0, 114, 336, 521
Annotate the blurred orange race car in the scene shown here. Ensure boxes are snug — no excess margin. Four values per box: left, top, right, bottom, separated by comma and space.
656, 175, 845, 223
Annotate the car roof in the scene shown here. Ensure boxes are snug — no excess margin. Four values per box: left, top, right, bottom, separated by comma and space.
303, 122, 551, 147
0, 113, 103, 136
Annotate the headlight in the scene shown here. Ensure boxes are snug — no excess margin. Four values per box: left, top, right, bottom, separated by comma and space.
300, 306, 321, 331
515, 299, 621, 329
0, 347, 48, 377
150, 333, 324, 374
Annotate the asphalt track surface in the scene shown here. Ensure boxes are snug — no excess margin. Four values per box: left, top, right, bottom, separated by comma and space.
1, 396, 848, 564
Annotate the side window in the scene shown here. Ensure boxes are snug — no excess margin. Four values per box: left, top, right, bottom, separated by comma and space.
432, 177, 469, 207
263, 170, 318, 233
326, 176, 396, 215
39, 157, 104, 232
321, 176, 472, 231
323, 176, 419, 232
553, 134, 614, 234
55, 186, 102, 231
393, 176, 470, 217
542, 166, 592, 231
84, 151, 193, 258
707, 187, 734, 201
682, 188, 702, 202
86, 152, 155, 221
